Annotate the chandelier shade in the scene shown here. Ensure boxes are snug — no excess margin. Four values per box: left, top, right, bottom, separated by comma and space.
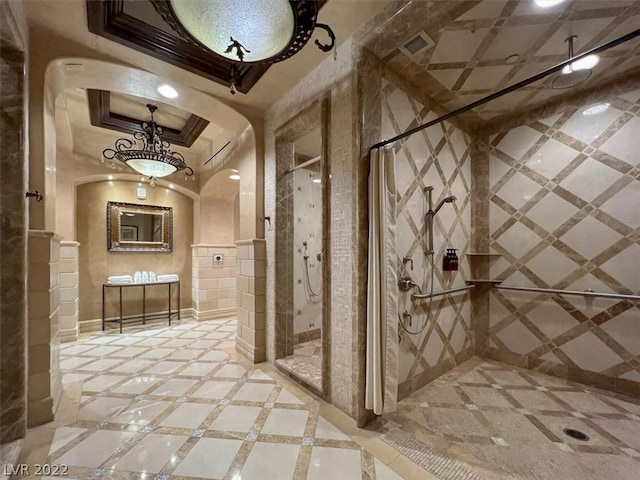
151, 0, 335, 65
102, 104, 194, 179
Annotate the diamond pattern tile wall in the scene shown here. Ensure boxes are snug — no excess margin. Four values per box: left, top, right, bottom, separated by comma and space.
488, 87, 640, 390
382, 77, 473, 396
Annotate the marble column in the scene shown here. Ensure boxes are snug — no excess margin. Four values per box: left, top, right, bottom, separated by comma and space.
0, 6, 27, 452
59, 241, 80, 342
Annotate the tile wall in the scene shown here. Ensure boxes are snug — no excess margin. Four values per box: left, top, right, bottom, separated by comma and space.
191, 245, 237, 321
487, 85, 640, 397
292, 168, 323, 340
27, 231, 62, 426
381, 77, 474, 398
235, 240, 267, 363
59, 241, 79, 342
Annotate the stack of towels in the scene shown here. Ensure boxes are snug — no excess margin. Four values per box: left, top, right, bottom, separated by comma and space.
108, 275, 133, 285
157, 274, 179, 282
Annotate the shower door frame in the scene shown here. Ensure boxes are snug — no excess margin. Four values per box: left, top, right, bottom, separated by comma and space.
274, 97, 331, 398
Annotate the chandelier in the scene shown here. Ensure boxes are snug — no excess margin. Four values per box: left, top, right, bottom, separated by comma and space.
102, 104, 194, 183
150, 0, 335, 91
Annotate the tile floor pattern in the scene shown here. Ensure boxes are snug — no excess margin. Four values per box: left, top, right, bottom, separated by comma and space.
380, 357, 640, 480
47, 319, 406, 480
276, 339, 322, 391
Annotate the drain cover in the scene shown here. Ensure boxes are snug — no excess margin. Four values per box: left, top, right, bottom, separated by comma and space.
563, 428, 589, 441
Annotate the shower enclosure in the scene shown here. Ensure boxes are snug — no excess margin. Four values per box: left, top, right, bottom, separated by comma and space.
274, 99, 330, 395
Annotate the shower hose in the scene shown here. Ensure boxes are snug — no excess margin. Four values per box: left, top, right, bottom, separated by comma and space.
398, 252, 435, 335
303, 243, 320, 299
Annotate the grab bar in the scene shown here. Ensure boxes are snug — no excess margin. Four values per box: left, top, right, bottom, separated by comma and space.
495, 285, 640, 302
412, 285, 474, 301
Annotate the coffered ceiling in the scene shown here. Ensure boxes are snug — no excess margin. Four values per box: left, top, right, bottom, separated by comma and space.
365, 0, 640, 129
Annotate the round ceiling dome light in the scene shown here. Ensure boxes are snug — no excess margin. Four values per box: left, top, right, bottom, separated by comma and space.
229, 170, 241, 180
157, 84, 179, 98
151, 0, 336, 65
504, 54, 520, 65
534, 0, 566, 7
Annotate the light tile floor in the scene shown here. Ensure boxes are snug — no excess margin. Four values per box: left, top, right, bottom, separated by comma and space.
19, 318, 437, 480
378, 357, 640, 480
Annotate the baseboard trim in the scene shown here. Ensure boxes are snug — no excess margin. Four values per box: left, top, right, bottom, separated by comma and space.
59, 326, 78, 343
194, 307, 236, 322
79, 308, 194, 334
236, 336, 265, 363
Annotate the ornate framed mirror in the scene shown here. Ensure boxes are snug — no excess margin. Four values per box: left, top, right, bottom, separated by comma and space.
107, 201, 173, 252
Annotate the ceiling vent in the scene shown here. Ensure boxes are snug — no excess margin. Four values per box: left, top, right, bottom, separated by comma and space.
399, 32, 436, 58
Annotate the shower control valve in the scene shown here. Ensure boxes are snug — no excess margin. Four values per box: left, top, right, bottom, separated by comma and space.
402, 256, 414, 271
398, 276, 419, 292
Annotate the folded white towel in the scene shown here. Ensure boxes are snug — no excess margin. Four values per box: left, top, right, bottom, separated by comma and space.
108, 275, 133, 283
108, 279, 133, 285
157, 274, 179, 282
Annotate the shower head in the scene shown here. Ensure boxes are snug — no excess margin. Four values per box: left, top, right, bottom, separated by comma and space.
434, 195, 457, 214
552, 35, 593, 89
552, 69, 591, 89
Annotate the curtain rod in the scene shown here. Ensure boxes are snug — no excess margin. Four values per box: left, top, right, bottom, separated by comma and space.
370, 28, 640, 152
283, 155, 321, 175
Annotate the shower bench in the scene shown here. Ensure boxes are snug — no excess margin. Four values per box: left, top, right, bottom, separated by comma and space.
102, 280, 181, 333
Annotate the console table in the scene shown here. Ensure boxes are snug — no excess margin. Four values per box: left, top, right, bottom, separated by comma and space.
102, 281, 180, 333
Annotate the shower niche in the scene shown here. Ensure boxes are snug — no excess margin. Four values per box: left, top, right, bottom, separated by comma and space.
274, 99, 330, 396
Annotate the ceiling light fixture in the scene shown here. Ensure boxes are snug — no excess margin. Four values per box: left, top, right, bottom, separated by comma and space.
229, 173, 241, 181
150, 0, 336, 93
505, 54, 520, 65
157, 84, 179, 98
102, 104, 194, 182
534, 0, 565, 7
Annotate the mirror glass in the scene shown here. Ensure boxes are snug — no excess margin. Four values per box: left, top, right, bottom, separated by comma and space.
107, 201, 172, 252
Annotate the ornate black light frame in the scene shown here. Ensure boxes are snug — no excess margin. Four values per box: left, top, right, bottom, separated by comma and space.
102, 104, 194, 179
149, 0, 336, 65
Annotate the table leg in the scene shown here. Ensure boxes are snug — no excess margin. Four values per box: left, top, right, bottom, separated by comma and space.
102, 285, 106, 331
119, 286, 123, 334
143, 284, 146, 325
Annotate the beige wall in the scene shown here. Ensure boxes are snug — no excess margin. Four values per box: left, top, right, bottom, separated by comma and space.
76, 180, 193, 328
199, 170, 240, 245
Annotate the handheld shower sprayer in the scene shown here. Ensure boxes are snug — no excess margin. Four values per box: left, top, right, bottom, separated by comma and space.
424, 187, 457, 255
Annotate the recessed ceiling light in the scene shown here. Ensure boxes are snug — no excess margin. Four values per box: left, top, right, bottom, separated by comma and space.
582, 103, 610, 116
229, 174, 241, 181
505, 54, 520, 65
168, 183, 175, 189
107, 175, 114, 180
534, 0, 566, 7
562, 54, 599, 74
312, 178, 321, 184
157, 84, 178, 98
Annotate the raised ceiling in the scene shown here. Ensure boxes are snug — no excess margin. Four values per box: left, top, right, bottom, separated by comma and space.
366, 0, 640, 129
87, 89, 209, 147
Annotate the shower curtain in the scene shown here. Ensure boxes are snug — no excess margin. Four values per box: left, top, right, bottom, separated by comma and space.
365, 146, 398, 415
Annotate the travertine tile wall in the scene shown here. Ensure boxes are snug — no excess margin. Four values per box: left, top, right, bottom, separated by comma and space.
27, 231, 62, 426
381, 76, 474, 399
235, 239, 266, 363
191, 244, 236, 321
59, 241, 79, 342
292, 168, 323, 339
486, 83, 640, 398
0, 0, 27, 448
266, 38, 359, 416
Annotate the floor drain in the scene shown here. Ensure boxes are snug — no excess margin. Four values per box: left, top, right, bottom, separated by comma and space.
563, 428, 589, 441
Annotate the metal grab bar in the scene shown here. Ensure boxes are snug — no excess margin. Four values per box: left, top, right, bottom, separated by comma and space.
412, 285, 474, 301
495, 285, 640, 302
